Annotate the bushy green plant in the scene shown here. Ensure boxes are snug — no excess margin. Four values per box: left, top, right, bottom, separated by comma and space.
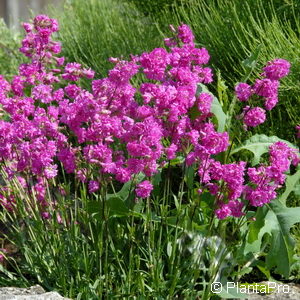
50, 0, 165, 80
0, 19, 23, 78
49, 0, 300, 142
0, 16, 299, 299
124, 0, 300, 144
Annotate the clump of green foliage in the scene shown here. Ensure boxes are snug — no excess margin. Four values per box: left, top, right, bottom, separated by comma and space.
0, 19, 23, 78
50, 0, 165, 80
123, 0, 300, 144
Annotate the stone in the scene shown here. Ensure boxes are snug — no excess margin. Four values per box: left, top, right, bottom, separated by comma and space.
246, 282, 300, 300
0, 285, 72, 300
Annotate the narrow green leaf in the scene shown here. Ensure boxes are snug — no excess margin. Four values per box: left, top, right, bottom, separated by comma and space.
167, 242, 172, 258
216, 69, 228, 107
242, 44, 262, 70
0, 264, 19, 281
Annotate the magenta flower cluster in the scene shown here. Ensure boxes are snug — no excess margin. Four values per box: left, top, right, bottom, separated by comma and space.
235, 58, 290, 127
0, 16, 298, 219
244, 141, 299, 207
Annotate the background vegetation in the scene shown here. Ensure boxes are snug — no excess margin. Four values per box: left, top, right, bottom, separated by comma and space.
0, 19, 23, 78
51, 0, 300, 144
0, 0, 299, 299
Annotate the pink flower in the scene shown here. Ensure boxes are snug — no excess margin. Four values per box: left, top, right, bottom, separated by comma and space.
196, 92, 213, 114
140, 48, 169, 81
235, 83, 252, 101
164, 37, 177, 47
263, 58, 290, 80
41, 212, 50, 219
34, 15, 58, 32
253, 78, 279, 98
215, 205, 231, 219
215, 200, 244, 219
177, 24, 194, 44
32, 84, 53, 103
1, 15, 295, 223
22, 22, 33, 33
243, 106, 266, 127
243, 141, 299, 208
198, 123, 229, 155
62, 63, 82, 81
244, 185, 277, 207
165, 144, 178, 160
82, 68, 95, 79
88, 180, 100, 193
264, 95, 278, 110
135, 180, 153, 198
227, 200, 244, 218
222, 161, 246, 200
195, 66, 213, 83
269, 141, 300, 171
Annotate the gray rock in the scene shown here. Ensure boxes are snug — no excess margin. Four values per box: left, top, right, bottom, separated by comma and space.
0, 285, 72, 300
246, 282, 300, 300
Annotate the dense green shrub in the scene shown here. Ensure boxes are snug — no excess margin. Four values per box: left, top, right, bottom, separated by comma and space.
0, 19, 23, 78
50, 0, 300, 143
160, 0, 300, 144
0, 5, 299, 299
125, 0, 300, 144
50, 0, 166, 80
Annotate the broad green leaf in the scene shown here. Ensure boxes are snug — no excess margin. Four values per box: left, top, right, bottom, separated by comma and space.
152, 170, 162, 186
230, 134, 298, 165
234, 267, 253, 278
256, 260, 272, 281
278, 169, 300, 204
169, 156, 184, 166
247, 207, 266, 244
132, 200, 144, 213
211, 97, 227, 133
191, 222, 209, 234
265, 200, 300, 277
86, 197, 129, 218
107, 196, 129, 217
294, 183, 300, 196
184, 165, 195, 189
197, 83, 227, 132
107, 173, 145, 201
86, 200, 101, 216
244, 199, 300, 278
231, 266, 253, 279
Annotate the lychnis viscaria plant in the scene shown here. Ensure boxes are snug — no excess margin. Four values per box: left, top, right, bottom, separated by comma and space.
0, 15, 299, 299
